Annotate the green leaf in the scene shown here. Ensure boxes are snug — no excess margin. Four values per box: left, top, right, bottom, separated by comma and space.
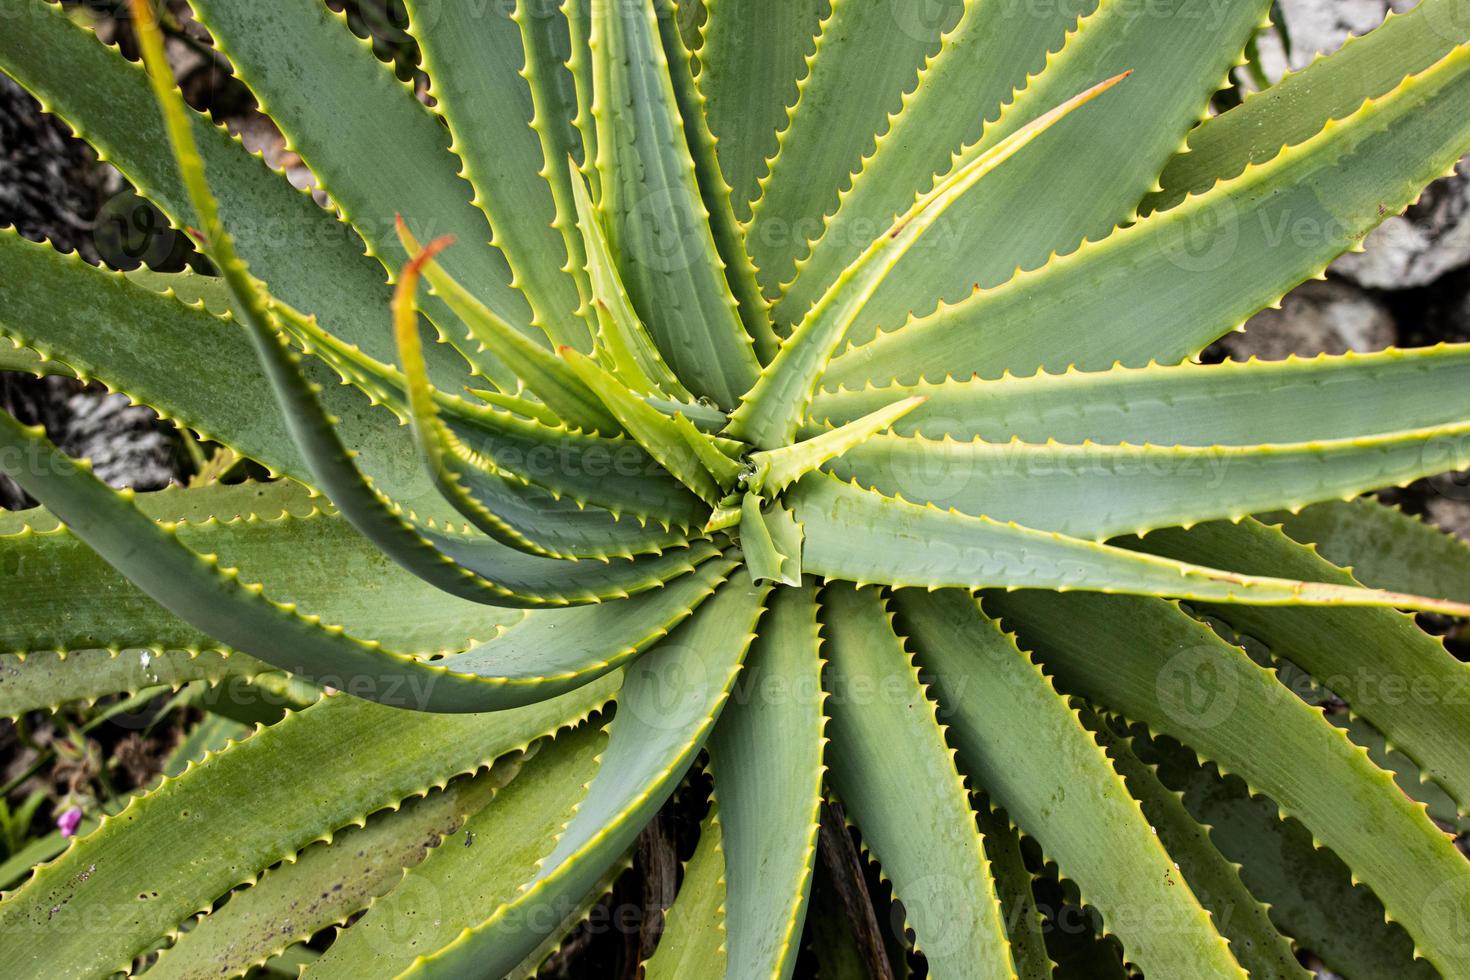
693, 0, 823, 219
740, 492, 790, 585
270, 291, 711, 534
0, 678, 618, 980
788, 0, 1271, 341
560, 347, 725, 506
770, 0, 1093, 328
443, 555, 737, 711
145, 769, 503, 980
670, 412, 744, 489
397, 573, 769, 977
308, 722, 607, 978
1134, 730, 1435, 979
736, 497, 804, 587
826, 40, 1470, 388
0, 481, 516, 656
728, 72, 1129, 449
829, 420, 1470, 542
396, 220, 616, 436
1133, 519, 1470, 811
0, 338, 70, 378
1145, 0, 1470, 214
644, 805, 727, 979
402, 0, 591, 351
1085, 715, 1310, 980
588, 0, 762, 407
985, 589, 1470, 976
707, 585, 825, 980
1267, 497, 1470, 605
749, 395, 923, 494
0, 649, 266, 721
746, 0, 962, 295
0, 232, 532, 604
973, 802, 1051, 980
653, 0, 780, 365
789, 474, 1470, 615
893, 589, 1245, 978
0, 413, 702, 707
163, 714, 249, 779
0, 0, 474, 390
813, 344, 1470, 444
0, 231, 430, 508
568, 159, 693, 400
821, 584, 1011, 978
391, 240, 692, 560
186, 0, 535, 349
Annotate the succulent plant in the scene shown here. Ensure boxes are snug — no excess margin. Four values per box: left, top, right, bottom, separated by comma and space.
3, 0, 1470, 975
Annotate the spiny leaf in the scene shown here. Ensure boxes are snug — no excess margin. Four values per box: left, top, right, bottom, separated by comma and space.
1145, 0, 1470, 214
828, 421, 1470, 542
0, 0, 477, 392
746, 0, 962, 295
186, 0, 536, 361
560, 346, 725, 505
392, 234, 689, 560
987, 589, 1470, 976
748, 395, 923, 495
128, 0, 552, 606
397, 573, 769, 977
1133, 728, 1436, 979
144, 770, 502, 980
813, 344, 1470, 444
1135, 518, 1470, 812
567, 158, 692, 400
1084, 714, 1310, 980
738, 493, 802, 586
974, 801, 1052, 980
790, 474, 1470, 615
652, 0, 780, 364
771, 0, 1093, 328
587, 0, 761, 407
402, 0, 592, 352
895, 589, 1245, 978
0, 649, 266, 721
826, 40, 1470, 389
786, 0, 1273, 341
643, 804, 728, 978
0, 680, 618, 979
396, 218, 617, 436
821, 584, 1013, 978
707, 585, 825, 980
1267, 497, 1470, 606
727, 71, 1129, 450
0, 409, 713, 705
441, 555, 737, 711
309, 722, 607, 978
693, 0, 823, 219
0, 482, 518, 655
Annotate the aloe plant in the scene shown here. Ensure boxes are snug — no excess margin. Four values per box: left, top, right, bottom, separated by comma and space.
3, 0, 1470, 975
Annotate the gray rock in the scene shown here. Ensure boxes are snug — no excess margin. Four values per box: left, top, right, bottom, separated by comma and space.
1273, 0, 1411, 71
1214, 278, 1396, 362
1426, 496, 1470, 544
1334, 162, 1470, 289
60, 392, 177, 493
1, 77, 180, 506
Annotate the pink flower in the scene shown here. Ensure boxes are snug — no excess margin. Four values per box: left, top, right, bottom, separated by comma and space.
56, 807, 82, 838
